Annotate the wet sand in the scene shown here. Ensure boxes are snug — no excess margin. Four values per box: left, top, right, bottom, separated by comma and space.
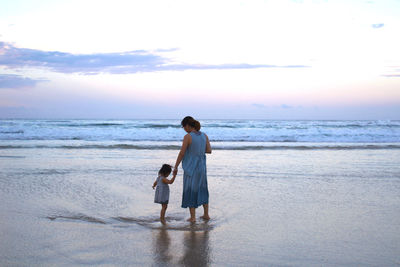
1, 147, 400, 266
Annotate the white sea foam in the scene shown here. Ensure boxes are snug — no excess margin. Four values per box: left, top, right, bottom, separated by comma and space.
1, 119, 400, 143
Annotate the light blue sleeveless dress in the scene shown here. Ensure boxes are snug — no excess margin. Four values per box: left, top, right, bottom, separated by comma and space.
181, 131, 209, 208
154, 175, 169, 204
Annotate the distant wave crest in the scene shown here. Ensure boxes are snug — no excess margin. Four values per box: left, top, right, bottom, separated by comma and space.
1, 119, 400, 143
2, 143, 400, 150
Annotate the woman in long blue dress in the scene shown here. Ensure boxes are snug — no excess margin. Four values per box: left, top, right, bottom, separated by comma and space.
173, 116, 212, 223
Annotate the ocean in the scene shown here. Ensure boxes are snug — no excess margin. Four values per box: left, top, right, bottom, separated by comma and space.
1, 119, 400, 266
1, 119, 400, 149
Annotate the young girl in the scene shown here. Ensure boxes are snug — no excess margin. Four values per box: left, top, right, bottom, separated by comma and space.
152, 164, 176, 224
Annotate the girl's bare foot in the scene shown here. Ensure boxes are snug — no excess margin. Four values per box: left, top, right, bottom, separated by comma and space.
200, 215, 210, 220
186, 218, 196, 223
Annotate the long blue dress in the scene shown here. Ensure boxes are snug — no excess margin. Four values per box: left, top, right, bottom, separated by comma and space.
181, 131, 209, 208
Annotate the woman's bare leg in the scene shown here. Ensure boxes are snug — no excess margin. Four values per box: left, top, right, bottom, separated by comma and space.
187, 207, 196, 222
201, 204, 210, 220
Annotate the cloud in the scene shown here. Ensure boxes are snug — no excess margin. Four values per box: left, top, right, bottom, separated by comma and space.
0, 42, 165, 75
0, 42, 309, 75
0, 105, 31, 118
280, 104, 292, 109
371, 23, 384, 28
0, 74, 47, 89
381, 65, 400, 78
252, 103, 268, 108
252, 103, 298, 110
382, 74, 400, 77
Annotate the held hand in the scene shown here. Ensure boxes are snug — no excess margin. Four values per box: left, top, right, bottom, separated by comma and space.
173, 168, 178, 176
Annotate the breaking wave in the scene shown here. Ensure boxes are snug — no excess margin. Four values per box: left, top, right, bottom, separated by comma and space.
2, 143, 400, 150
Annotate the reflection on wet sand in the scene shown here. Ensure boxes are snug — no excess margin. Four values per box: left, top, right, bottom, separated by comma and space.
152, 228, 173, 266
180, 229, 211, 267
152, 224, 211, 266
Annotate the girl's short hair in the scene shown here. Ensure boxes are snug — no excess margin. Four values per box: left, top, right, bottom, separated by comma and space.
181, 116, 201, 131
158, 164, 172, 176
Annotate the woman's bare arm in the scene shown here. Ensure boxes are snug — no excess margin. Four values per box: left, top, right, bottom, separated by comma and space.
205, 133, 212, 154
173, 134, 191, 174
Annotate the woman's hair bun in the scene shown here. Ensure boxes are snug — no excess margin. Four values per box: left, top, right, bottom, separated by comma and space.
181, 116, 201, 131
193, 120, 201, 131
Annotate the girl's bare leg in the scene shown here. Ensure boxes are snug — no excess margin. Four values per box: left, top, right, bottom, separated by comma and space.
160, 204, 168, 224
201, 204, 210, 220
187, 207, 196, 222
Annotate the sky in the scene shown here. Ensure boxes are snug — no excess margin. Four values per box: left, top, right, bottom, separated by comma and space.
0, 0, 400, 119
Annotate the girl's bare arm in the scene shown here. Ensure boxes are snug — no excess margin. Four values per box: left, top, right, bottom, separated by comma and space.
162, 175, 176, 184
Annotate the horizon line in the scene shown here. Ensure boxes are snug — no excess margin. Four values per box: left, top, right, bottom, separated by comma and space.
1, 117, 399, 121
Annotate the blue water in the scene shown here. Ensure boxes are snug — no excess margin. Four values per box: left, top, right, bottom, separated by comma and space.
1, 119, 400, 149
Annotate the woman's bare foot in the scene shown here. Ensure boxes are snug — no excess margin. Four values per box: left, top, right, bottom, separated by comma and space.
200, 215, 210, 220
186, 217, 196, 223
160, 218, 166, 225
